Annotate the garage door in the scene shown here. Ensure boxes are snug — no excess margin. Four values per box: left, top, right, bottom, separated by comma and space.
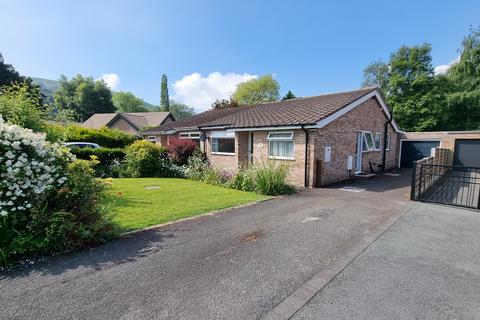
454, 139, 480, 167
400, 140, 440, 168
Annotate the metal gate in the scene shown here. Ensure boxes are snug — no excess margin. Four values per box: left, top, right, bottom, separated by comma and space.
412, 163, 480, 209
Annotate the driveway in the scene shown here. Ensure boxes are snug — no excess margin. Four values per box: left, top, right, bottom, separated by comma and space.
292, 202, 480, 320
1, 171, 413, 320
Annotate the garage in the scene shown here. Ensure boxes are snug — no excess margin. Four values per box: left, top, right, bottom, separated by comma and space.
454, 139, 480, 167
400, 140, 440, 168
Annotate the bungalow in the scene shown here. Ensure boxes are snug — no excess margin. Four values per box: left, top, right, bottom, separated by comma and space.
83, 112, 174, 135
142, 87, 401, 187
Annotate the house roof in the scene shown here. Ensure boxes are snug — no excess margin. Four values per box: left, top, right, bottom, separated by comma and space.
144, 87, 398, 134
83, 112, 172, 130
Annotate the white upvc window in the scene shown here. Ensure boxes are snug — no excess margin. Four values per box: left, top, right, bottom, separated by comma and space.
179, 132, 201, 139
361, 131, 376, 152
268, 131, 294, 160
211, 138, 235, 154
386, 133, 391, 150
374, 133, 382, 150
147, 136, 156, 143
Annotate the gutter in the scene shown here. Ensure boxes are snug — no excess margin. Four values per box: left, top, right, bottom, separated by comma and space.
382, 107, 393, 170
301, 125, 309, 188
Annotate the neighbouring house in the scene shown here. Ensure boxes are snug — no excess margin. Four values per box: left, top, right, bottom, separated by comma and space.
82, 112, 174, 135
142, 87, 401, 187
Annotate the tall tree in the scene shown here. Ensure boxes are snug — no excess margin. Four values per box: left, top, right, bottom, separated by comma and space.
0, 52, 25, 87
232, 74, 280, 104
444, 26, 480, 130
169, 100, 195, 120
211, 98, 239, 109
160, 74, 170, 111
54, 75, 116, 122
282, 90, 296, 100
362, 44, 444, 131
113, 91, 149, 112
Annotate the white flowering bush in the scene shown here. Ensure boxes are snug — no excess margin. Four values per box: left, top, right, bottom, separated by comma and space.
0, 117, 71, 216
0, 118, 114, 265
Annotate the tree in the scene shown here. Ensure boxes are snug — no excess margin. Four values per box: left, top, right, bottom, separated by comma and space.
160, 74, 170, 111
361, 60, 389, 92
113, 91, 149, 112
0, 52, 25, 87
232, 74, 280, 104
0, 82, 45, 131
54, 75, 116, 122
443, 26, 480, 130
169, 100, 194, 120
282, 90, 296, 100
362, 44, 444, 131
211, 98, 239, 109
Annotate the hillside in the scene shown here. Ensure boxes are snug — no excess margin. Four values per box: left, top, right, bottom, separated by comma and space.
30, 76, 158, 110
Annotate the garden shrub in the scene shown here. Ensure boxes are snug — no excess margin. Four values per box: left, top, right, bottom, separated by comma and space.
167, 137, 199, 165
252, 161, 295, 196
0, 119, 114, 265
121, 140, 179, 178
70, 147, 125, 177
46, 124, 137, 148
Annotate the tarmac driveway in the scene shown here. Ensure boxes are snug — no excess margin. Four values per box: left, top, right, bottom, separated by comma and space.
1, 170, 412, 320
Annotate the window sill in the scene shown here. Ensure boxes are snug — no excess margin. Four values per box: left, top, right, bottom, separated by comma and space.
211, 152, 235, 156
269, 156, 295, 161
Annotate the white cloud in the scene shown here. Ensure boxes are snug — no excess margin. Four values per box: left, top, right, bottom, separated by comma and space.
434, 56, 460, 75
99, 73, 120, 90
172, 72, 257, 112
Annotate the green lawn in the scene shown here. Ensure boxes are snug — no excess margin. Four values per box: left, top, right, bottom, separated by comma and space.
105, 178, 269, 231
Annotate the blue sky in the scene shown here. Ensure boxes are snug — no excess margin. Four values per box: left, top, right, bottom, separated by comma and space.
1, 0, 479, 112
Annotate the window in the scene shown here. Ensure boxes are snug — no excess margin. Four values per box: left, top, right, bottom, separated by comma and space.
179, 132, 200, 139
212, 138, 235, 154
268, 131, 294, 159
362, 131, 375, 152
147, 136, 156, 143
386, 133, 391, 150
374, 133, 382, 150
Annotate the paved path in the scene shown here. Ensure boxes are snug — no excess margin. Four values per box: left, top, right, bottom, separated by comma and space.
1, 171, 412, 319
292, 202, 480, 320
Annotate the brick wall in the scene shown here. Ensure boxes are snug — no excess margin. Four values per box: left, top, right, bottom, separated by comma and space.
313, 97, 398, 186
411, 148, 453, 200
251, 130, 307, 187
110, 118, 138, 135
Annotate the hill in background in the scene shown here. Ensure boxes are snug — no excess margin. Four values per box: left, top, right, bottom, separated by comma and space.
30, 77, 158, 110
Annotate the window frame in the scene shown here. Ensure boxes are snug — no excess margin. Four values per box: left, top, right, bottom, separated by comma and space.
374, 132, 382, 150
267, 131, 295, 160
211, 137, 235, 155
179, 132, 201, 140
361, 131, 376, 152
386, 133, 391, 150
147, 136, 157, 143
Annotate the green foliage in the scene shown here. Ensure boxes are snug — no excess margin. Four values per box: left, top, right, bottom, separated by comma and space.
183, 151, 209, 181
0, 82, 45, 131
169, 100, 195, 120
112, 91, 149, 112
160, 74, 170, 111
282, 90, 296, 100
54, 74, 116, 122
231, 162, 294, 196
121, 140, 178, 178
46, 124, 137, 148
362, 44, 444, 131
232, 74, 280, 104
0, 158, 114, 266
69, 147, 125, 177
0, 52, 25, 87
211, 98, 240, 109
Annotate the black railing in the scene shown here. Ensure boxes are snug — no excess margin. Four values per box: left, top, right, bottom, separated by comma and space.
412, 163, 480, 209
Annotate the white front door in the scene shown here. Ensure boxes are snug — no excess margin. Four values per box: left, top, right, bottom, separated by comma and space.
355, 132, 363, 173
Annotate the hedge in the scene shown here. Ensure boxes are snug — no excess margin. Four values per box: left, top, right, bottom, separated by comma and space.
70, 147, 126, 177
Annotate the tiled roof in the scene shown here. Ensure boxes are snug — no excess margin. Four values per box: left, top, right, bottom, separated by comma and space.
143, 87, 377, 133
83, 112, 171, 130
